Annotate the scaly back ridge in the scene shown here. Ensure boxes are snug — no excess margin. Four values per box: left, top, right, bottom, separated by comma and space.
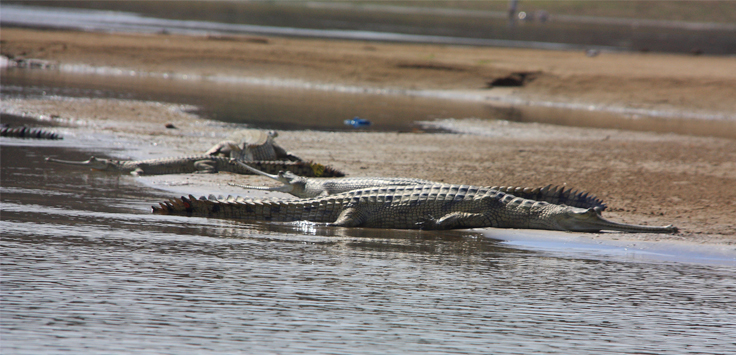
491, 184, 606, 210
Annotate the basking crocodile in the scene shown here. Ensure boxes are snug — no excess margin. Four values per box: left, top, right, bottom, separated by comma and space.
206, 129, 301, 162
1, 126, 62, 140
152, 184, 676, 233
227, 160, 434, 197
45, 155, 344, 177
227, 161, 607, 209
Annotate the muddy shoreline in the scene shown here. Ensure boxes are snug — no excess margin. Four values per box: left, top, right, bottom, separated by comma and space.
3, 28, 735, 119
1, 28, 735, 245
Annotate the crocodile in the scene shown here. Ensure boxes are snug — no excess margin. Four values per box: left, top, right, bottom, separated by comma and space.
45, 155, 344, 177
227, 160, 607, 209
227, 160, 433, 197
152, 184, 677, 233
205, 129, 301, 162
1, 126, 62, 140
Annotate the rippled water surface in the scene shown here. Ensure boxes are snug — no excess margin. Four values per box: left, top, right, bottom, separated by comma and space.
3, 132, 736, 353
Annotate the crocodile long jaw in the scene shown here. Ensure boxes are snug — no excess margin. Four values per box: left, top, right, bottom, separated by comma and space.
227, 182, 295, 193
232, 161, 302, 194
45, 156, 111, 170
554, 208, 678, 233
233, 160, 281, 180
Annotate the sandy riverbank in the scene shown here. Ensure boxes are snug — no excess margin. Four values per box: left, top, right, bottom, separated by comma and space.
1, 28, 735, 245
3, 28, 736, 118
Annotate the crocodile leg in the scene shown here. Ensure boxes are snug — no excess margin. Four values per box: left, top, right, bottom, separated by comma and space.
330, 207, 368, 227
205, 141, 238, 156
418, 212, 490, 230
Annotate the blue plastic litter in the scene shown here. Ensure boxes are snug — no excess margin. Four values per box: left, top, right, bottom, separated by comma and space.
344, 117, 372, 128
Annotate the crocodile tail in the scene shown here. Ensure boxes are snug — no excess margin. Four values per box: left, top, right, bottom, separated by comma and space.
308, 161, 345, 177
1, 126, 63, 140
492, 185, 607, 211
154, 194, 251, 218
152, 195, 257, 219
152, 194, 331, 222
153, 196, 194, 216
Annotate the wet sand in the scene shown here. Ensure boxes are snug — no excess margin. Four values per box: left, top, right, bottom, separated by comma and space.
4, 28, 736, 118
2, 28, 735, 245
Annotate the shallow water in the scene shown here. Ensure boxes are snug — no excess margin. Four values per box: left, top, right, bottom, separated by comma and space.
4, 68, 736, 139
0, 68, 490, 132
3, 121, 736, 353
3, 3, 735, 55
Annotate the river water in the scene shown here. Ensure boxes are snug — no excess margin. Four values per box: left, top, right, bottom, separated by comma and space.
3, 3, 735, 55
3, 87, 736, 353
2, 142, 736, 354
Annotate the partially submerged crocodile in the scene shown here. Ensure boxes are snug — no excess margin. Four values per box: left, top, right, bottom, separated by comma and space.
152, 184, 676, 233
1, 126, 62, 140
227, 161, 607, 210
206, 129, 301, 162
45, 155, 344, 177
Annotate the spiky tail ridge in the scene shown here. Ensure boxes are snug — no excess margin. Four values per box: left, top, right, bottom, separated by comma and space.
1, 126, 63, 140
493, 185, 606, 211
152, 194, 335, 222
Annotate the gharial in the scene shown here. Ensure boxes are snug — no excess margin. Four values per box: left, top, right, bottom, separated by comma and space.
45, 155, 344, 177
227, 160, 607, 210
153, 184, 676, 233
205, 129, 301, 162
